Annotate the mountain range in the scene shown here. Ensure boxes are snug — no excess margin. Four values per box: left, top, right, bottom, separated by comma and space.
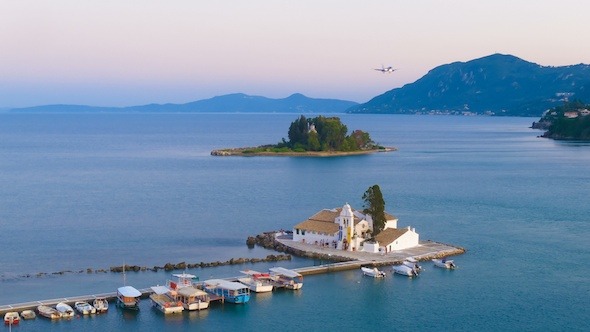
9, 54, 590, 117
347, 53, 590, 117
9, 93, 357, 114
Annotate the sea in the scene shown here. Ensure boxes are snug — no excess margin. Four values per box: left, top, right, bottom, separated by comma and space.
0, 113, 588, 331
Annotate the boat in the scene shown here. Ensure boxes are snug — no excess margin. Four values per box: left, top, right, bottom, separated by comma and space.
56, 302, 75, 318
392, 264, 419, 277
269, 267, 303, 290
433, 258, 456, 269
402, 257, 423, 271
176, 286, 210, 311
202, 279, 251, 304
361, 267, 386, 278
4, 312, 19, 325
93, 297, 109, 313
37, 305, 61, 319
149, 285, 184, 314
238, 269, 274, 292
117, 285, 142, 310
167, 272, 199, 291
20, 310, 36, 320
74, 301, 96, 315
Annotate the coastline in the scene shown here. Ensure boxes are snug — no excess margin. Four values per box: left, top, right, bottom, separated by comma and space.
211, 146, 397, 157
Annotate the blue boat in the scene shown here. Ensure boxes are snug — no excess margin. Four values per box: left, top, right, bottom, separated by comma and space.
202, 279, 250, 304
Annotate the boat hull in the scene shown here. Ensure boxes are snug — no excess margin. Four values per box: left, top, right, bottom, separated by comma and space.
37, 306, 62, 320
20, 310, 36, 320
150, 294, 184, 314
4, 312, 20, 325
432, 259, 456, 269
392, 265, 419, 277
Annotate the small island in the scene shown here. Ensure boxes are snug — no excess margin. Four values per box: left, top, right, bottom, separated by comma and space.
532, 100, 590, 140
211, 115, 395, 156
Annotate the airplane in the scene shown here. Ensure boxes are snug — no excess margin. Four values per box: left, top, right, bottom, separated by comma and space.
374, 65, 396, 73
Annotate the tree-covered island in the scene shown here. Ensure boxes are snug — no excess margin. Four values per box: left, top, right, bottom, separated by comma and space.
532, 100, 590, 140
211, 115, 395, 156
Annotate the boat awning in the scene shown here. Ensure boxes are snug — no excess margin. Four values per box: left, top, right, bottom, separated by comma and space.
203, 279, 247, 291
150, 285, 170, 295
269, 267, 302, 278
117, 286, 142, 297
178, 287, 208, 297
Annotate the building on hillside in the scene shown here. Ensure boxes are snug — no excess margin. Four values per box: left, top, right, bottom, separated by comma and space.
292, 203, 418, 252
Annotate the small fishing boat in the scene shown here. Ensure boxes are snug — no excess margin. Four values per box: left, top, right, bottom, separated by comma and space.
269, 267, 303, 290
75, 301, 96, 315
117, 285, 142, 310
402, 257, 423, 271
392, 264, 419, 277
93, 297, 109, 313
20, 310, 36, 320
4, 312, 20, 325
432, 258, 456, 269
37, 305, 61, 319
177, 286, 210, 311
149, 286, 184, 314
56, 302, 75, 318
202, 279, 251, 304
361, 267, 386, 278
167, 272, 199, 291
238, 269, 274, 292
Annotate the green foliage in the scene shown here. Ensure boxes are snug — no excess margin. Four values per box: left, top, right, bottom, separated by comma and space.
541, 100, 590, 140
286, 115, 377, 152
362, 185, 386, 234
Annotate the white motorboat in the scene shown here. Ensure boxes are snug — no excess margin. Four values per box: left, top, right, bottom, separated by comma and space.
4, 312, 20, 325
117, 285, 142, 310
56, 302, 75, 318
402, 257, 423, 271
177, 286, 210, 311
75, 301, 96, 315
20, 310, 36, 320
269, 267, 303, 290
149, 285, 184, 314
93, 297, 109, 313
392, 264, 419, 277
361, 267, 386, 278
238, 270, 274, 292
432, 258, 456, 269
37, 305, 61, 319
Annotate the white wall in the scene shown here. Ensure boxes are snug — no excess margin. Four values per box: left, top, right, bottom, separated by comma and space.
383, 228, 419, 251
293, 228, 337, 247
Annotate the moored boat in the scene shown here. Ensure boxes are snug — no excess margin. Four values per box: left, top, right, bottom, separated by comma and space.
167, 272, 199, 291
392, 264, 419, 277
432, 258, 456, 269
93, 297, 109, 313
75, 301, 96, 315
176, 286, 210, 311
202, 279, 251, 304
149, 285, 184, 314
402, 257, 423, 271
20, 310, 36, 320
361, 267, 386, 278
238, 269, 274, 292
56, 302, 75, 318
269, 267, 303, 290
4, 312, 20, 325
117, 285, 142, 310
37, 305, 62, 319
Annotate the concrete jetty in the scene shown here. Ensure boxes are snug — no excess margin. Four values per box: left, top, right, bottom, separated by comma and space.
0, 233, 464, 315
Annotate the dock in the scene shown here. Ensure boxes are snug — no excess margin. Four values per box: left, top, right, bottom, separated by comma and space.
0, 239, 464, 315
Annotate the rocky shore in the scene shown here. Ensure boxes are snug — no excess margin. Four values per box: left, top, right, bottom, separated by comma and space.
211, 146, 396, 157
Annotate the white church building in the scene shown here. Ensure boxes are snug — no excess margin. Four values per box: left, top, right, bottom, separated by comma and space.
292, 203, 419, 253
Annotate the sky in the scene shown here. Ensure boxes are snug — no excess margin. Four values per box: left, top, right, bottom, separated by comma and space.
1, 0, 590, 108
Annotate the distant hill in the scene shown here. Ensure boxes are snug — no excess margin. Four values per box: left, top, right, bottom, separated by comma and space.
9, 93, 358, 114
347, 54, 590, 117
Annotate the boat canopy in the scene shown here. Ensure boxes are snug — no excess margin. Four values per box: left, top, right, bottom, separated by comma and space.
203, 279, 248, 291
150, 285, 170, 295
269, 267, 302, 278
240, 269, 270, 277
172, 272, 197, 279
178, 287, 208, 297
118, 286, 142, 297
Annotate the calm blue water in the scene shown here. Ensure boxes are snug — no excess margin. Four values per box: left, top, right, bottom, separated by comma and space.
0, 113, 588, 331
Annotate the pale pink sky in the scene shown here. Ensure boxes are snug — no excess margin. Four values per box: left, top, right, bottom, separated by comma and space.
1, 0, 589, 108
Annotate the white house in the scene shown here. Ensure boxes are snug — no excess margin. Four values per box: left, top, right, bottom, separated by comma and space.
292, 203, 403, 252
373, 226, 420, 252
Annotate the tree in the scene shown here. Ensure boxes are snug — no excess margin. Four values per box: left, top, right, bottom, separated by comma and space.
362, 185, 386, 234
287, 115, 309, 148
